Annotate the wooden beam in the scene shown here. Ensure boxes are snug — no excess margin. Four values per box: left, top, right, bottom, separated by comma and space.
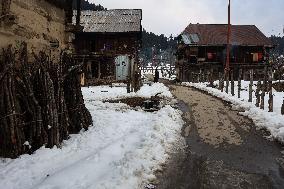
225, 0, 231, 74
76, 0, 81, 27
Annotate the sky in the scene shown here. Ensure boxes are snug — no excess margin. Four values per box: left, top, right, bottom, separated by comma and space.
91, 0, 284, 37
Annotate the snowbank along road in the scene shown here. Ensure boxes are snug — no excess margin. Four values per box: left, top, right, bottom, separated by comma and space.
156, 84, 284, 189
0, 83, 184, 189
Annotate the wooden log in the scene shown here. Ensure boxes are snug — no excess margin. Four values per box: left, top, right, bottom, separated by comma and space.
0, 43, 92, 158
209, 68, 214, 87
260, 80, 265, 110
206, 70, 210, 83
255, 80, 261, 107
268, 76, 273, 112
248, 69, 253, 102
127, 76, 131, 93
0, 44, 48, 157
32, 52, 60, 148
219, 72, 223, 91
197, 73, 200, 83
231, 69, 234, 96
221, 73, 225, 92
199, 69, 203, 82
225, 72, 229, 94
264, 65, 268, 92
63, 56, 93, 133
238, 69, 242, 98
50, 55, 71, 142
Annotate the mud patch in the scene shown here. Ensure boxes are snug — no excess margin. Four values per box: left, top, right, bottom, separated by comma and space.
156, 84, 284, 189
105, 97, 147, 107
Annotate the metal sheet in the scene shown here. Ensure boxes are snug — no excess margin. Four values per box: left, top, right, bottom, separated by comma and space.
73, 9, 142, 33
181, 34, 192, 45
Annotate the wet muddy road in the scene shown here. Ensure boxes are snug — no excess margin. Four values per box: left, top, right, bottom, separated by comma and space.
156, 84, 284, 189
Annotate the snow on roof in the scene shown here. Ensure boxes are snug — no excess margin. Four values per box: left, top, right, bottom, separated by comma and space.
73, 9, 142, 33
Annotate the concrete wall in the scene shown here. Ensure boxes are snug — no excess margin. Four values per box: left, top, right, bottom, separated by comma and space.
0, 0, 73, 60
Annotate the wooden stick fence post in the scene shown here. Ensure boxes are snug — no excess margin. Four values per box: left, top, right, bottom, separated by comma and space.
205, 70, 208, 83
268, 76, 273, 112
238, 69, 242, 98
255, 80, 261, 107
209, 68, 214, 87
264, 65, 268, 92
230, 69, 234, 96
199, 69, 202, 82
260, 80, 265, 110
219, 72, 223, 91
197, 73, 200, 83
226, 73, 229, 94
248, 69, 253, 102
222, 73, 225, 92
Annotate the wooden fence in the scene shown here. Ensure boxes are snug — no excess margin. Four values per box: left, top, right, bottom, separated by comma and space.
0, 43, 93, 158
190, 67, 284, 115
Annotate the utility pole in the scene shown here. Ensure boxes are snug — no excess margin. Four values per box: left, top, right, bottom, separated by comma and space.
76, 0, 82, 27
225, 0, 231, 76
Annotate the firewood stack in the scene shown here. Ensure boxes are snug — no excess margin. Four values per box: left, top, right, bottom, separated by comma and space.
0, 43, 92, 158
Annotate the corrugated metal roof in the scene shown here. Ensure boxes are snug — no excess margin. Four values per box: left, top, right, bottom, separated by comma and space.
183, 24, 273, 46
73, 9, 142, 33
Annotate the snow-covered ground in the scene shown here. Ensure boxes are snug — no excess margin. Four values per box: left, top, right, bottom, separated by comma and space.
83, 82, 173, 101
183, 81, 284, 143
0, 83, 184, 189
140, 63, 176, 80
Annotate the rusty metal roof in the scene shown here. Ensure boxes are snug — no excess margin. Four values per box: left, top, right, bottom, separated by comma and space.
73, 9, 142, 33
182, 24, 273, 47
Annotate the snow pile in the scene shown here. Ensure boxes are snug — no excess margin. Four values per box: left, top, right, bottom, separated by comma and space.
0, 83, 184, 189
83, 82, 173, 101
183, 81, 284, 143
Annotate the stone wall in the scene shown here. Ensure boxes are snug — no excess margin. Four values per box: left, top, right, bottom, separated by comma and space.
0, 0, 73, 61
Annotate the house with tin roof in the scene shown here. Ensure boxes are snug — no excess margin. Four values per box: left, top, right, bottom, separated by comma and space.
176, 24, 274, 81
73, 9, 142, 90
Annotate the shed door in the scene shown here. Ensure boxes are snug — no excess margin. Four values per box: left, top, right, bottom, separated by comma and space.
115, 56, 130, 81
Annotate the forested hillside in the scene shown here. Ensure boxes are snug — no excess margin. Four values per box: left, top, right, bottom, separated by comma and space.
141, 29, 177, 62
270, 36, 284, 55
73, 0, 107, 11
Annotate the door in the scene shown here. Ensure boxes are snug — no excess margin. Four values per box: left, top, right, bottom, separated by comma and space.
115, 55, 130, 81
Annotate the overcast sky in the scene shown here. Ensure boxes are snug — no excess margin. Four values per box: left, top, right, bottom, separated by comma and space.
92, 0, 284, 37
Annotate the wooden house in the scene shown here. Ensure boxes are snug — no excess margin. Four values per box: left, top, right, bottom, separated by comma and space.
176, 24, 274, 81
73, 9, 142, 89
0, 0, 78, 61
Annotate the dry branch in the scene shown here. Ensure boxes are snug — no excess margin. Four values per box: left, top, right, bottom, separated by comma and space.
0, 43, 92, 158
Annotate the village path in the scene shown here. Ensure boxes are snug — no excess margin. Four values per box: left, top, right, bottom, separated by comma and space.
156, 83, 284, 189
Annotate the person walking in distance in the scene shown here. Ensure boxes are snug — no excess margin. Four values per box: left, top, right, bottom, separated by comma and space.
154, 68, 159, 82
